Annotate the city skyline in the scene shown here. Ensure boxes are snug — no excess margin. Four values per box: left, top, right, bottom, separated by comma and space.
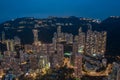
0, 0, 120, 79
0, 16, 120, 79
0, 0, 120, 23
0, 25, 109, 79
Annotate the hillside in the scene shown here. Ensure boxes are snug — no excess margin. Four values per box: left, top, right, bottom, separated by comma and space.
0, 16, 120, 55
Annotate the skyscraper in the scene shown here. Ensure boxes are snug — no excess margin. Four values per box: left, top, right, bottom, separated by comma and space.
1, 31, 5, 42
57, 26, 62, 42
32, 29, 39, 44
74, 53, 82, 78
78, 27, 85, 54
57, 26, 61, 37
5, 39, 14, 51
85, 25, 107, 57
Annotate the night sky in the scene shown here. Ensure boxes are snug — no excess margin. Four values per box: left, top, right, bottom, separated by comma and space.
0, 0, 120, 23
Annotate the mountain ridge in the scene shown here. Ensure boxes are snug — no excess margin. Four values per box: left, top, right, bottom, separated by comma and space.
0, 16, 120, 55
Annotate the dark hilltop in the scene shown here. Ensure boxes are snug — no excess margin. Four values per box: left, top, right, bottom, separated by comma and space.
0, 16, 120, 56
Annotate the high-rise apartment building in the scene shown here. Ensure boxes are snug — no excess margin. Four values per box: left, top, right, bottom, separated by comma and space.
32, 29, 39, 45
74, 53, 82, 78
5, 39, 14, 51
1, 31, 5, 42
53, 26, 73, 44
78, 27, 85, 54
85, 26, 107, 56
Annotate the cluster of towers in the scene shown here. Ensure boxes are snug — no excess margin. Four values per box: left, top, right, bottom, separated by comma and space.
27, 29, 64, 68
0, 32, 21, 52
85, 27, 107, 56
52, 25, 107, 78
53, 26, 73, 44
53, 25, 107, 57
0, 25, 107, 79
